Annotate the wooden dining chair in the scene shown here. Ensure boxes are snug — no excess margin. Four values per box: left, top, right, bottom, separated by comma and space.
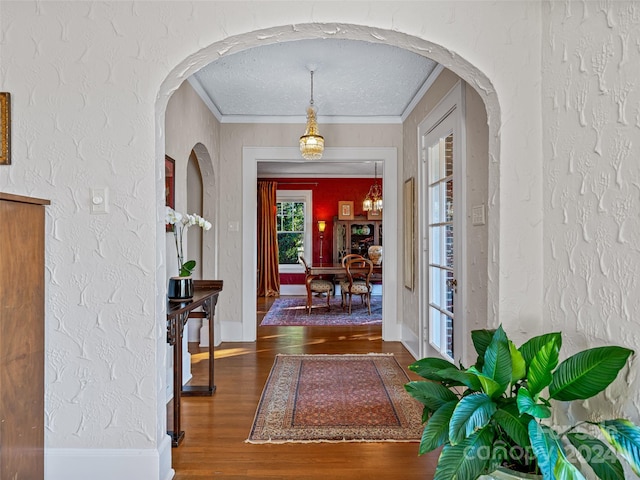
340, 257, 373, 315
299, 256, 333, 314
334, 253, 365, 295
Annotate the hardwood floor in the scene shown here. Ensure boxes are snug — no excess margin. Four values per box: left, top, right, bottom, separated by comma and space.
171, 297, 438, 479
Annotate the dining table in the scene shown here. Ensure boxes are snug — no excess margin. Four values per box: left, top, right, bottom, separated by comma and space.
306, 262, 382, 276
305, 262, 382, 303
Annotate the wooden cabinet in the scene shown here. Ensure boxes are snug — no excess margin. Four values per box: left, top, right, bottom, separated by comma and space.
0, 193, 49, 480
333, 215, 382, 263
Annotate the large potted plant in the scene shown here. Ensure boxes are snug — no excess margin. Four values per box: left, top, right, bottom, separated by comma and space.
405, 326, 640, 480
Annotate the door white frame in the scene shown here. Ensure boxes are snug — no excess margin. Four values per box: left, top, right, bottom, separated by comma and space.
417, 81, 467, 361
242, 146, 399, 342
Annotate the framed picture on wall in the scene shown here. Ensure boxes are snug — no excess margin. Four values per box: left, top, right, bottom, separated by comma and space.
0, 93, 10, 165
338, 201, 354, 220
404, 177, 415, 290
165, 155, 175, 231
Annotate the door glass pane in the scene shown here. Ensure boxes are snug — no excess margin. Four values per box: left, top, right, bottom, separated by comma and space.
445, 224, 454, 268
429, 226, 442, 264
429, 306, 442, 349
429, 267, 441, 303
428, 143, 441, 183
426, 127, 455, 360
445, 179, 454, 222
429, 183, 441, 223
445, 134, 454, 176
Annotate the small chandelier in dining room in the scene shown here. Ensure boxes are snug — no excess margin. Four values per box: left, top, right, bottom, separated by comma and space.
362, 162, 382, 212
299, 70, 324, 160
363, 162, 383, 212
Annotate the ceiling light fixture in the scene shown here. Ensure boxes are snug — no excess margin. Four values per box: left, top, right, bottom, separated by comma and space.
299, 70, 324, 160
363, 163, 383, 212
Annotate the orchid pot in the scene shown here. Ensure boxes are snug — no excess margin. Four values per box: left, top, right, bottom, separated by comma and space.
166, 207, 211, 301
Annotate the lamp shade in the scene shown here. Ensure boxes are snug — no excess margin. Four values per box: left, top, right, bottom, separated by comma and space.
317, 220, 326, 233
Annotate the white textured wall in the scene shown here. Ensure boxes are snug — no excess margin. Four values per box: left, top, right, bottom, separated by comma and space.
0, 1, 545, 478
542, 1, 640, 421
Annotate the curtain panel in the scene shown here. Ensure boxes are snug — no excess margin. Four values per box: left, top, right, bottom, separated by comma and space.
257, 181, 280, 297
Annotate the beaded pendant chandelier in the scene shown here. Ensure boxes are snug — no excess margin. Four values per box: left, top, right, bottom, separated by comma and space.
299, 71, 324, 160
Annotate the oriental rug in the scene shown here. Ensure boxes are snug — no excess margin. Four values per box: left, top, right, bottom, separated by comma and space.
246, 354, 424, 444
259, 296, 382, 326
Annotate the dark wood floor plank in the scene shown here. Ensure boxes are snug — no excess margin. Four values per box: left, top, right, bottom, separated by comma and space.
171, 297, 438, 479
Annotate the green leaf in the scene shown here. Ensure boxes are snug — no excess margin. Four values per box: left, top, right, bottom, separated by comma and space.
528, 421, 562, 480
519, 332, 562, 368
436, 368, 483, 391
549, 346, 633, 401
483, 326, 512, 394
567, 432, 624, 480
509, 341, 526, 382
467, 367, 502, 398
527, 338, 560, 397
471, 329, 495, 369
493, 403, 532, 448
517, 387, 551, 419
477, 376, 502, 399
434, 427, 493, 480
404, 381, 459, 411
599, 419, 640, 476
180, 260, 196, 276
449, 393, 496, 445
409, 357, 460, 382
418, 400, 457, 455
553, 454, 587, 480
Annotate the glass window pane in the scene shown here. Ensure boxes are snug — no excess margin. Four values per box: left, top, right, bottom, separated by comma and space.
276, 200, 306, 265
428, 143, 441, 183
429, 226, 442, 264
429, 267, 441, 306
446, 270, 455, 314
278, 232, 303, 264
430, 183, 441, 224
430, 306, 442, 349
445, 179, 453, 222
445, 134, 454, 177
445, 314, 454, 358
446, 224, 454, 268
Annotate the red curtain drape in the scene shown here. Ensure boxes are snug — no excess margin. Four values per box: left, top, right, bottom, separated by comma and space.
257, 181, 280, 297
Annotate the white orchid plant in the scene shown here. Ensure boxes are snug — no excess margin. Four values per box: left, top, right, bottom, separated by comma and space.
166, 206, 212, 277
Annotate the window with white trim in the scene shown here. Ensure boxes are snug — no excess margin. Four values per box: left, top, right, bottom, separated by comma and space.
276, 190, 312, 273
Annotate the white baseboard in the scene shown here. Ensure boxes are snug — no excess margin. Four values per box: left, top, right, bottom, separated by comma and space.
401, 323, 420, 360
279, 284, 306, 295
45, 435, 174, 480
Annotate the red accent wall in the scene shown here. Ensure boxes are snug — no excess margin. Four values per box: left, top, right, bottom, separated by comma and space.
259, 177, 380, 285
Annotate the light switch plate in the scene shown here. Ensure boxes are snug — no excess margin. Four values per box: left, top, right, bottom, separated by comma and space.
91, 187, 109, 214
472, 204, 485, 226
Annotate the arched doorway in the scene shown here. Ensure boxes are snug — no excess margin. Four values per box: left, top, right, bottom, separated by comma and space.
156, 23, 499, 477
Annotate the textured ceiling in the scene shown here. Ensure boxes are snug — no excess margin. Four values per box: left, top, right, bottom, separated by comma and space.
190, 38, 439, 121
189, 39, 440, 176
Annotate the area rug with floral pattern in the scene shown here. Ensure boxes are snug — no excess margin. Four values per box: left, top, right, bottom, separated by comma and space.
259, 296, 382, 326
246, 354, 423, 444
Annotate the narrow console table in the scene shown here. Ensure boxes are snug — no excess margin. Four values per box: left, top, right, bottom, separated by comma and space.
166, 280, 223, 447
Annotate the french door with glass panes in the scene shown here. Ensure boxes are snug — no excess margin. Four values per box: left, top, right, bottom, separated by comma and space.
420, 91, 463, 362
